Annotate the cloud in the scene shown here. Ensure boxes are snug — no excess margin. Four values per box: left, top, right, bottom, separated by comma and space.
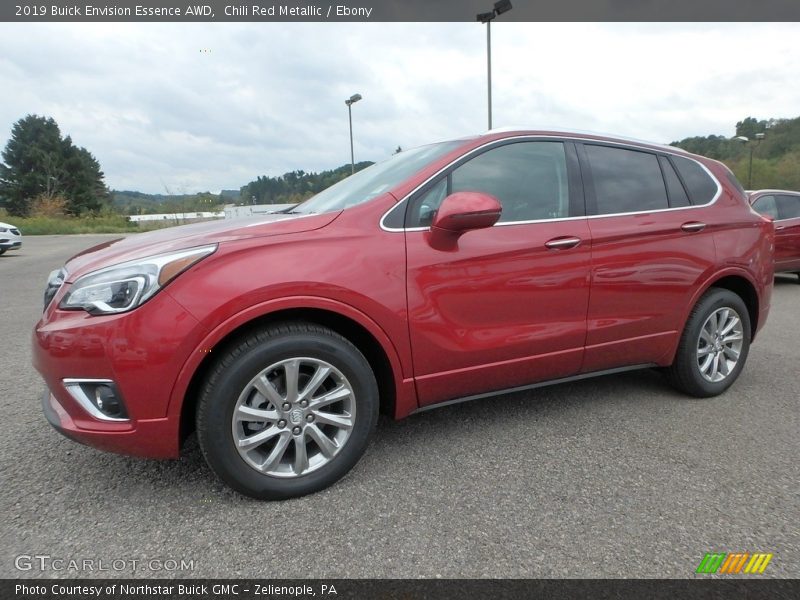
0, 22, 798, 193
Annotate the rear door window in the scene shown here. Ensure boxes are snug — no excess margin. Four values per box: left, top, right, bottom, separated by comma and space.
777, 195, 800, 220
584, 144, 668, 214
659, 156, 691, 208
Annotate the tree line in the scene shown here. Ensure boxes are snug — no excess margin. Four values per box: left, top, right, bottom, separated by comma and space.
239, 161, 374, 205
113, 190, 223, 214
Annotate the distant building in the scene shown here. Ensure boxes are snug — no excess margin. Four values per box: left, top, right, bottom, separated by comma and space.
223, 204, 297, 219
128, 211, 224, 225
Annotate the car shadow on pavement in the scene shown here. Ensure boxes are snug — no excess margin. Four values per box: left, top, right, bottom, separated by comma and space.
62, 367, 687, 502
774, 273, 800, 285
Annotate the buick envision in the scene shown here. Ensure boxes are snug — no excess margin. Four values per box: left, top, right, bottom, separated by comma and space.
33, 130, 774, 499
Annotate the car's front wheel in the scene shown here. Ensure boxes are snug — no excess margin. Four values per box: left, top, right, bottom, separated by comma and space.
196, 322, 379, 500
666, 288, 751, 397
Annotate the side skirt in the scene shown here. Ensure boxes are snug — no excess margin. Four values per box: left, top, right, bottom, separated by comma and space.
410, 363, 658, 415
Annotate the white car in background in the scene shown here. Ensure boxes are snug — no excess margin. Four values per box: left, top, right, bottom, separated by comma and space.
0, 221, 22, 255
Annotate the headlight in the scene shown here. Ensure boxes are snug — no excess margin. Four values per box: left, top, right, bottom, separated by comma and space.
60, 244, 216, 315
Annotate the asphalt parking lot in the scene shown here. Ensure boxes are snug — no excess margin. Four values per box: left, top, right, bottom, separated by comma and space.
1, 234, 798, 579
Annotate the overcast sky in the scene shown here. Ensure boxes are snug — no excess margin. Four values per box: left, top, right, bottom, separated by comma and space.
1, 22, 798, 194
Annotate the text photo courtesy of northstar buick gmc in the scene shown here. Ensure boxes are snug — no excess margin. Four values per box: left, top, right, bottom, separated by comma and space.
33, 130, 775, 499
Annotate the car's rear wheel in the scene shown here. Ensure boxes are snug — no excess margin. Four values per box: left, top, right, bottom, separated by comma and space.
196, 322, 378, 500
666, 288, 751, 397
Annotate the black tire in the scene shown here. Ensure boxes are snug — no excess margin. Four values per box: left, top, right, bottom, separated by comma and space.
0, 248, 6, 256
796, 272, 800, 283
666, 288, 751, 398
196, 322, 379, 500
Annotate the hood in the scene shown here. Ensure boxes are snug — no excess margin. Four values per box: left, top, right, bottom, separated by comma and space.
63, 211, 341, 281
0, 221, 18, 229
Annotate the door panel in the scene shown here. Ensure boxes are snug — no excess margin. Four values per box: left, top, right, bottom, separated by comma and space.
774, 221, 798, 269
407, 220, 591, 406
404, 139, 592, 406
775, 196, 800, 271
578, 143, 718, 372
583, 211, 717, 372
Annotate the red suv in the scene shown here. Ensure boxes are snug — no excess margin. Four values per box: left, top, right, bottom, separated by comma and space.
749, 189, 800, 279
33, 130, 774, 499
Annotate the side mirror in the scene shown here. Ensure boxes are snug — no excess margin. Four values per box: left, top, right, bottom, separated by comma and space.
431, 192, 502, 235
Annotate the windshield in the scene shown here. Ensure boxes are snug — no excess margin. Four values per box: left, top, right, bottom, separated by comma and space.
290, 140, 464, 214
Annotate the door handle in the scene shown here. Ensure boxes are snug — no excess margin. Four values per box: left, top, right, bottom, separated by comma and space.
681, 222, 706, 233
545, 236, 582, 250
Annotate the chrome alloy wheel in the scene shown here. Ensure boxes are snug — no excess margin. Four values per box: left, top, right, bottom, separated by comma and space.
231, 357, 355, 477
696, 307, 744, 383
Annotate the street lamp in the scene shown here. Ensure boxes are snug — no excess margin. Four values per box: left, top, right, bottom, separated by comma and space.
734, 132, 766, 188
345, 93, 362, 174
477, 0, 512, 130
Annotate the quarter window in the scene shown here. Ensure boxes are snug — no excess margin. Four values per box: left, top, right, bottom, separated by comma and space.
412, 178, 448, 227
672, 155, 718, 205
585, 145, 668, 214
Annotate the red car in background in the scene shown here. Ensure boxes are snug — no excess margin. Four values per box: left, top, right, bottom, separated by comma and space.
33, 129, 774, 499
749, 189, 800, 279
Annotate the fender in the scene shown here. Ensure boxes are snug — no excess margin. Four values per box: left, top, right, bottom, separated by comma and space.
659, 266, 762, 365
165, 295, 417, 423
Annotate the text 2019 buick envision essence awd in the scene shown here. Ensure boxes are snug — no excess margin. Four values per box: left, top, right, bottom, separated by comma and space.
33, 129, 775, 499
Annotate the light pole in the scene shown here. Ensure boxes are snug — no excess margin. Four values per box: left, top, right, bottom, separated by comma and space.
477, 0, 512, 130
734, 132, 765, 188
345, 93, 362, 174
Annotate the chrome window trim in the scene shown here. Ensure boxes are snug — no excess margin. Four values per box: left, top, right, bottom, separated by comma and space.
379, 134, 723, 233
62, 378, 130, 422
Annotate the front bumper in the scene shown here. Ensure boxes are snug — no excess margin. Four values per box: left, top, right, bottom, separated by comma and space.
0, 240, 22, 250
33, 289, 208, 459
41, 389, 179, 457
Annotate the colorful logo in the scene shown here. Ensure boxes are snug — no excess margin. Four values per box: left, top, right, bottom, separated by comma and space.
696, 552, 773, 574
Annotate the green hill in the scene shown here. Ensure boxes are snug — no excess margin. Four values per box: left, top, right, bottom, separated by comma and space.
671, 116, 800, 190
112, 190, 221, 214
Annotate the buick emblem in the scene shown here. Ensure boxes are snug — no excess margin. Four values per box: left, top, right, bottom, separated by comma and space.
289, 408, 303, 424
